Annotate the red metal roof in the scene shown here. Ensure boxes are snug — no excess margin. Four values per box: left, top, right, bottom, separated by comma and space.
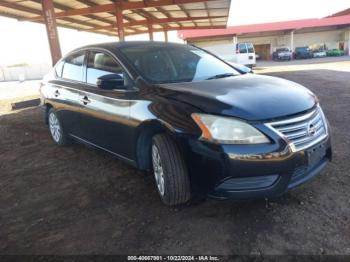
178, 14, 350, 39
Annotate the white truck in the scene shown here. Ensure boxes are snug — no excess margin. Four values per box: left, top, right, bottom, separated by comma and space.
203, 42, 256, 68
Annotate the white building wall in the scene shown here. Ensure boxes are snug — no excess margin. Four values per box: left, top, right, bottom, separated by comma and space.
293, 30, 344, 50
235, 35, 279, 49
0, 62, 51, 82
239, 29, 345, 53
190, 28, 349, 59
191, 37, 233, 47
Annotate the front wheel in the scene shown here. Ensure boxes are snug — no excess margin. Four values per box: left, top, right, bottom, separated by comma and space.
151, 134, 191, 206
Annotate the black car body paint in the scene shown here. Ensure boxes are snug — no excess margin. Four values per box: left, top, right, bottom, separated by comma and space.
41, 42, 332, 200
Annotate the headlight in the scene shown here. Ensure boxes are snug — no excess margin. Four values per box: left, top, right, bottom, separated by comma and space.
191, 113, 270, 144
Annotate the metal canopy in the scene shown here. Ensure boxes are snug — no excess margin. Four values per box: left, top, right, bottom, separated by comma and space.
0, 0, 231, 37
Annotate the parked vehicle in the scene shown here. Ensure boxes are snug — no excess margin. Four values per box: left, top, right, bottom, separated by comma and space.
273, 48, 292, 61
326, 49, 345, 56
312, 50, 327, 58
204, 42, 256, 68
41, 42, 332, 206
294, 47, 313, 59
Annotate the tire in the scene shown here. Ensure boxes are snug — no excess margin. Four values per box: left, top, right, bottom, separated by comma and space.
151, 133, 191, 206
47, 108, 69, 146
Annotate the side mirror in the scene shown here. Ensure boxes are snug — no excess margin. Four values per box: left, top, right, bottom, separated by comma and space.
97, 74, 125, 90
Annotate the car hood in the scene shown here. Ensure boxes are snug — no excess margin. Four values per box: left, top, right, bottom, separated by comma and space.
156, 74, 317, 121
278, 52, 291, 56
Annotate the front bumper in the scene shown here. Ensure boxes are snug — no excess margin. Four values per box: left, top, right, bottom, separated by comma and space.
277, 55, 292, 60
188, 133, 332, 200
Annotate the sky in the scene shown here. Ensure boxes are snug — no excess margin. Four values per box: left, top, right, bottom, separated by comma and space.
0, 0, 349, 66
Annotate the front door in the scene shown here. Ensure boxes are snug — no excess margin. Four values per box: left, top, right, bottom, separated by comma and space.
76, 50, 135, 160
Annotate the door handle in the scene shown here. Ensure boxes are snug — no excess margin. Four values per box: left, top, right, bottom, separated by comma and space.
54, 90, 60, 97
81, 96, 91, 105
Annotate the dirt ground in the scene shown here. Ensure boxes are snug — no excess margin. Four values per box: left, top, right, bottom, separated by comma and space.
1, 69, 350, 255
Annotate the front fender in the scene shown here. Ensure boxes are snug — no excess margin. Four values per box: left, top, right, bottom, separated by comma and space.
130, 95, 201, 138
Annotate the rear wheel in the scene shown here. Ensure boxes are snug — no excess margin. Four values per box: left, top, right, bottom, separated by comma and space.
48, 108, 69, 146
152, 134, 191, 206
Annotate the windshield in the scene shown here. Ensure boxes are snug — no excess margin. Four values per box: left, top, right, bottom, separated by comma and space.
119, 44, 240, 84
296, 47, 309, 52
277, 48, 289, 52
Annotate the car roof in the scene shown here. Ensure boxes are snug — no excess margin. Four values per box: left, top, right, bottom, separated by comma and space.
72, 41, 187, 54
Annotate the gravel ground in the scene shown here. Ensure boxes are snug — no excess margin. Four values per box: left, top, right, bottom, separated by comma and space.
0, 69, 349, 255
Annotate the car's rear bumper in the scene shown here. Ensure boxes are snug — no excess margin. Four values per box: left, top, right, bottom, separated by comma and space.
187, 134, 332, 200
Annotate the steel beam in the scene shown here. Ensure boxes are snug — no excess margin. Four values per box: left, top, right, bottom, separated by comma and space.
123, 25, 225, 36
26, 0, 214, 21
0, 1, 38, 13
42, 0, 62, 65
87, 16, 226, 31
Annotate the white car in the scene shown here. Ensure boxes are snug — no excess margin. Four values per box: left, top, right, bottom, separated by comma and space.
203, 42, 256, 68
313, 50, 327, 58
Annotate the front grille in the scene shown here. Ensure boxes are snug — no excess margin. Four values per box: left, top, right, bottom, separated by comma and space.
266, 106, 328, 151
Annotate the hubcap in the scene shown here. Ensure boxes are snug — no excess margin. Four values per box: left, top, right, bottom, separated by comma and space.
49, 112, 61, 143
152, 145, 165, 196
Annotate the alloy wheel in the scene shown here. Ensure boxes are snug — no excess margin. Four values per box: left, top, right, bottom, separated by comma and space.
49, 112, 61, 143
152, 144, 165, 196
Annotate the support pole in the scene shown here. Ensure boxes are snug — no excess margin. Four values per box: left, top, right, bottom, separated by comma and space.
164, 28, 168, 42
115, 2, 124, 41
290, 30, 294, 59
42, 0, 62, 65
232, 35, 238, 45
347, 28, 350, 56
148, 20, 153, 41
233, 35, 238, 58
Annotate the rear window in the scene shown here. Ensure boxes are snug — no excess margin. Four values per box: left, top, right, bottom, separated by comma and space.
62, 52, 85, 82
296, 47, 309, 52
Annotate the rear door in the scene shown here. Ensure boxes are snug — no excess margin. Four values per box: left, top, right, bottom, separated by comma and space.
235, 43, 248, 65
75, 50, 134, 160
246, 43, 256, 65
235, 43, 255, 66
46, 50, 87, 136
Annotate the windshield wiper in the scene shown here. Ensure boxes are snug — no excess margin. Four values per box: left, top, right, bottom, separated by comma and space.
206, 73, 235, 80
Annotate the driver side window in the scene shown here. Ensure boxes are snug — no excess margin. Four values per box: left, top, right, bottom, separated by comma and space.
86, 51, 125, 86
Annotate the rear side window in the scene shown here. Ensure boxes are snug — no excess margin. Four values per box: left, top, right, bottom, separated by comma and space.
247, 43, 255, 53
62, 52, 85, 82
86, 51, 124, 85
238, 43, 248, 53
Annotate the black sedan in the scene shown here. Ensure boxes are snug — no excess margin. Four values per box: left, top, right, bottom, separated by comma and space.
40, 42, 332, 206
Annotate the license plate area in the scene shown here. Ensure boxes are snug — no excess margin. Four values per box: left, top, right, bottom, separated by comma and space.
307, 143, 326, 169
